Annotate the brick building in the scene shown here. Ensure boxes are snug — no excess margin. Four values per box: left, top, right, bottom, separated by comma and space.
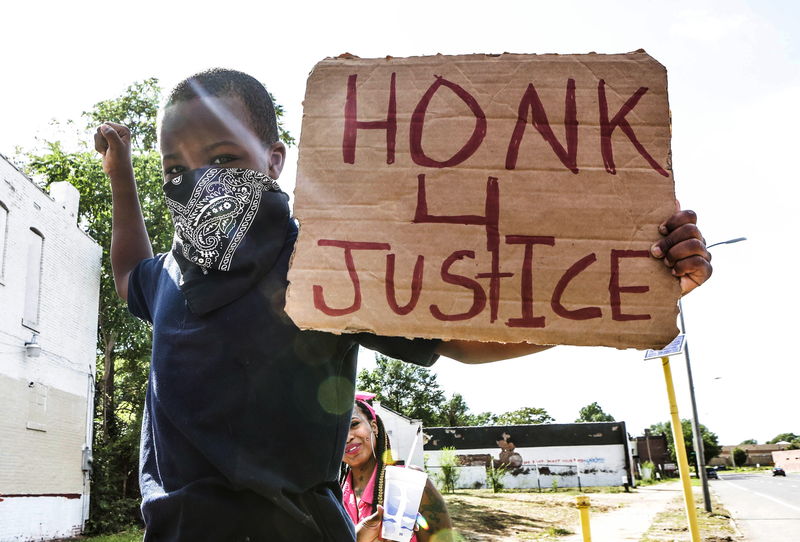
772, 449, 800, 473
0, 154, 102, 541
632, 431, 674, 477
710, 443, 790, 467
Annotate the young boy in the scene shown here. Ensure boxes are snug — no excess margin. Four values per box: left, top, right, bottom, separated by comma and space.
95, 68, 711, 541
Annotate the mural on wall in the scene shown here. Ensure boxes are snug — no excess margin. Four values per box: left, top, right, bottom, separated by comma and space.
495, 432, 523, 469
424, 422, 632, 489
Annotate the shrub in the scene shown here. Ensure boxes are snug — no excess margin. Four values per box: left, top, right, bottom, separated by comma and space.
732, 447, 747, 467
640, 460, 656, 481
435, 447, 459, 494
486, 462, 508, 493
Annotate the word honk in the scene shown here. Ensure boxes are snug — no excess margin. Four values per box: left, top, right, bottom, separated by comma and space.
342, 73, 669, 177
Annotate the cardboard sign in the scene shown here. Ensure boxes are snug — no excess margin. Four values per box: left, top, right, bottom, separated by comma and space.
287, 52, 681, 349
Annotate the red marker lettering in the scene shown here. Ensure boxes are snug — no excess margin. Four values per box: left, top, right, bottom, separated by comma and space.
385, 253, 424, 316
505, 235, 555, 328
410, 76, 486, 168
505, 79, 579, 173
551, 253, 602, 320
342, 73, 397, 164
609, 249, 651, 321
313, 240, 391, 316
430, 250, 487, 321
599, 79, 669, 177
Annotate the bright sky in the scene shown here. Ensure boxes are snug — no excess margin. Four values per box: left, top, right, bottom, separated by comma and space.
1, 0, 797, 446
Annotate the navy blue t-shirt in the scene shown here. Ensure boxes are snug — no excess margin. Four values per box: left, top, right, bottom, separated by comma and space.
128, 223, 439, 541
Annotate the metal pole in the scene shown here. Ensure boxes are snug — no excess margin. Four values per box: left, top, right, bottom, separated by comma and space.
674, 237, 745, 513
678, 299, 712, 513
661, 356, 702, 542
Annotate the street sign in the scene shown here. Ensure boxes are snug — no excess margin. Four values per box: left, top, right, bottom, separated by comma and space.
644, 334, 686, 360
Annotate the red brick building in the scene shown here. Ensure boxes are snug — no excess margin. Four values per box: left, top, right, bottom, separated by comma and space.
772, 450, 800, 473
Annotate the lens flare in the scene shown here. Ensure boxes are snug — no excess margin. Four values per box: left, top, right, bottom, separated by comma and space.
317, 377, 354, 414
416, 513, 429, 531
186, 79, 267, 159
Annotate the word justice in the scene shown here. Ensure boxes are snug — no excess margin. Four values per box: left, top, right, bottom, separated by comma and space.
342, 73, 668, 177
312, 175, 653, 327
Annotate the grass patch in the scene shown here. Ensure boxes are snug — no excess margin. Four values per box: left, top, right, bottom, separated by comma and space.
636, 477, 681, 487
728, 466, 771, 473
640, 489, 740, 541
501, 485, 631, 495
443, 489, 622, 541
545, 526, 573, 536
56, 529, 143, 542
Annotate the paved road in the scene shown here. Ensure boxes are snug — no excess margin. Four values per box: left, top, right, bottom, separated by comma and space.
711, 472, 800, 542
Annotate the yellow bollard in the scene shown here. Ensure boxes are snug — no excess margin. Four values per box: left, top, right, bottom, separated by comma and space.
575, 495, 592, 542
661, 356, 701, 542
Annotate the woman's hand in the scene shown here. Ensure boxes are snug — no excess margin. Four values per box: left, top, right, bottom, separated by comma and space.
355, 505, 384, 542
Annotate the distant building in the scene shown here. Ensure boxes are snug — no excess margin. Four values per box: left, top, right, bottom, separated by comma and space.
632, 431, 674, 478
0, 154, 102, 541
711, 444, 790, 467
771, 449, 800, 473
424, 421, 634, 489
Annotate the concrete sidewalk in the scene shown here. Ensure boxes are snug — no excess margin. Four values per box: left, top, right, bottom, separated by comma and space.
560, 482, 684, 541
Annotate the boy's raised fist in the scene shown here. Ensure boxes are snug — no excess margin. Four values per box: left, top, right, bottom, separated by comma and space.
95, 122, 133, 178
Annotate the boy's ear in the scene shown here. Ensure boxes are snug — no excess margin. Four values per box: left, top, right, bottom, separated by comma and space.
267, 141, 286, 179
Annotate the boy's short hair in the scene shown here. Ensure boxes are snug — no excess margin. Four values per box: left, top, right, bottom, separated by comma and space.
166, 68, 279, 146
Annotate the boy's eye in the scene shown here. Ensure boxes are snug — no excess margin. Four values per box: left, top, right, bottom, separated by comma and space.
211, 154, 237, 165
164, 165, 185, 175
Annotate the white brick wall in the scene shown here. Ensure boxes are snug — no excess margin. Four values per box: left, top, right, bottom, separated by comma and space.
0, 154, 102, 542
0, 497, 85, 541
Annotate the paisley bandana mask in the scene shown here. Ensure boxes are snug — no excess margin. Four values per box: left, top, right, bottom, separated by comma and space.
163, 167, 290, 315
164, 167, 282, 271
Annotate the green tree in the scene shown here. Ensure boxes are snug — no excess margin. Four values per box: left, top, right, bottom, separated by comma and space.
357, 355, 446, 427
732, 447, 748, 467
23, 78, 293, 533
438, 393, 472, 427
768, 433, 800, 444
648, 419, 722, 468
493, 406, 554, 425
467, 411, 497, 426
575, 402, 615, 423
739, 439, 758, 445
436, 394, 501, 427
82, 78, 295, 150
84, 78, 160, 151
